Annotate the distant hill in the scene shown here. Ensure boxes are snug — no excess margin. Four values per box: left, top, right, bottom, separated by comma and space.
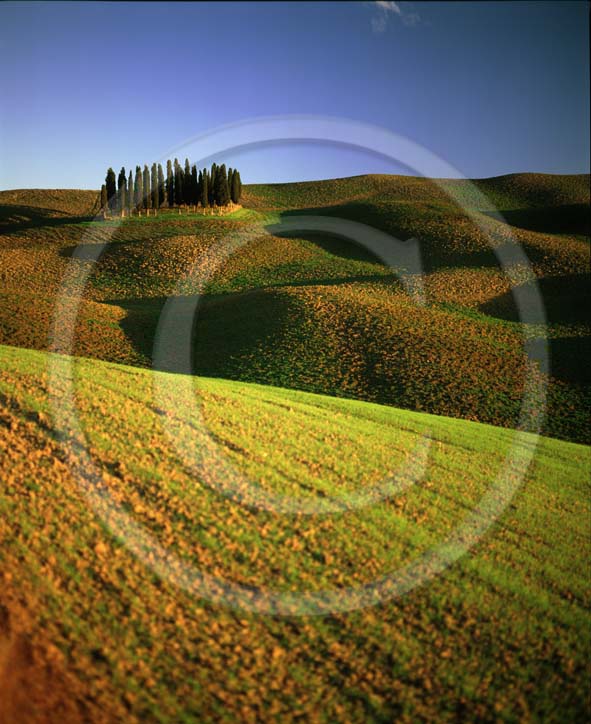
0, 188, 100, 222
243, 171, 590, 212
476, 172, 591, 209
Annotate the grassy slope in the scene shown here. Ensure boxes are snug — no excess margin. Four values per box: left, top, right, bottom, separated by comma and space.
243, 171, 591, 212
0, 343, 589, 722
0, 173, 589, 443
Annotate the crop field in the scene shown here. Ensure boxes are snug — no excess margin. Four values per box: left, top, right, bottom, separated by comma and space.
1, 343, 590, 722
0, 174, 589, 721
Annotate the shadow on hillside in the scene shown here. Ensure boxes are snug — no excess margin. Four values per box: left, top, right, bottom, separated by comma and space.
108, 274, 591, 390
103, 225, 410, 371
109, 290, 295, 380
106, 298, 163, 366
482, 204, 590, 236
546, 336, 591, 385
278, 200, 591, 275
0, 204, 95, 233
273, 229, 388, 265
59, 243, 112, 261
106, 287, 590, 442
236, 273, 401, 293
479, 274, 590, 386
479, 274, 590, 326
277, 204, 504, 273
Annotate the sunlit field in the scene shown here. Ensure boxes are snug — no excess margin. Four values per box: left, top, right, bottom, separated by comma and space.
1, 343, 589, 722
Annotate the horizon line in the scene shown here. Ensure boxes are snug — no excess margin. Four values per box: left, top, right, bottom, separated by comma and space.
2, 168, 590, 194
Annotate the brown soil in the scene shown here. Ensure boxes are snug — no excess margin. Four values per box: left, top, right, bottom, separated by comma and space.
0, 605, 83, 724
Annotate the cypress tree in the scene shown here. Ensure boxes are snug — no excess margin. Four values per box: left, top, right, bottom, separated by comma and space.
215, 164, 230, 206
208, 164, 217, 205
198, 170, 203, 206
117, 167, 126, 215
183, 158, 191, 205
127, 170, 134, 214
236, 171, 243, 202
230, 169, 240, 204
100, 184, 108, 212
120, 180, 127, 216
143, 165, 151, 210
158, 164, 165, 207
200, 168, 208, 207
134, 166, 143, 211
105, 168, 117, 212
151, 163, 158, 209
190, 165, 198, 206
174, 160, 184, 206
223, 164, 230, 205
166, 160, 174, 207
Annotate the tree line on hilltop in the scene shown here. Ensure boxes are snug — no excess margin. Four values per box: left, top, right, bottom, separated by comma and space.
100, 159, 242, 216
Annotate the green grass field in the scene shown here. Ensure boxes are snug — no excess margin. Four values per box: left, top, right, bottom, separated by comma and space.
0, 343, 590, 722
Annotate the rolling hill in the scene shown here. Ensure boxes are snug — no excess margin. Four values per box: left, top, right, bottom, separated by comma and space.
0, 173, 588, 442
0, 343, 589, 722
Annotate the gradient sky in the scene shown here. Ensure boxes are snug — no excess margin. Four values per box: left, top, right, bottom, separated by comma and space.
0, 1, 589, 188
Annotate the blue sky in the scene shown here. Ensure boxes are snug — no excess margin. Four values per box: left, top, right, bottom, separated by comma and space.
0, 1, 589, 188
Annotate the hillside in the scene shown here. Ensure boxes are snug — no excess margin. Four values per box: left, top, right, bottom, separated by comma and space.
244, 172, 591, 210
0, 188, 101, 225
0, 343, 589, 722
0, 172, 588, 442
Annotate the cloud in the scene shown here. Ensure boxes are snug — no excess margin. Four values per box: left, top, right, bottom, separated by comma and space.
369, 1, 420, 33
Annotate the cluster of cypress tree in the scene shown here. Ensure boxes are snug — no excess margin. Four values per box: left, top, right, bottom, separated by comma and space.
100, 159, 242, 216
